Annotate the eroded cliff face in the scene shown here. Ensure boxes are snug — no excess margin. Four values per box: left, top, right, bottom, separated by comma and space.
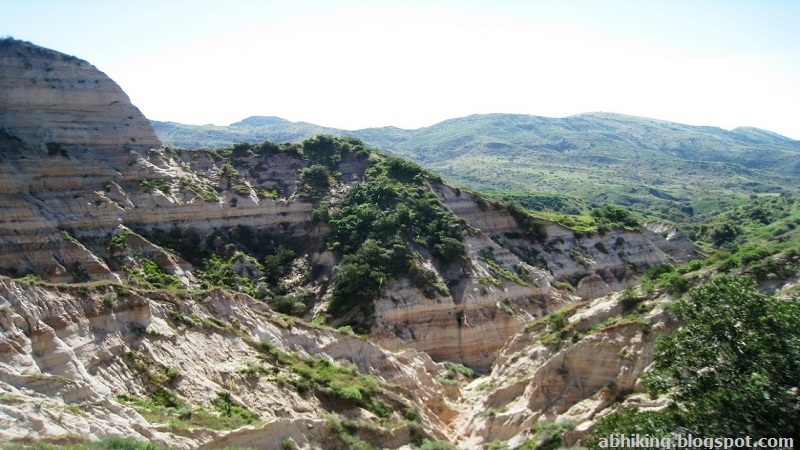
0, 39, 699, 448
448, 290, 677, 448
0, 277, 453, 448
0, 39, 161, 151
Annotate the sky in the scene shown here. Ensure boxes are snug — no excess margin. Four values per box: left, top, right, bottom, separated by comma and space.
2, 0, 800, 139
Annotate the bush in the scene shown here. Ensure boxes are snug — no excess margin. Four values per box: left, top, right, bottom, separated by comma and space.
302, 135, 343, 167
419, 440, 457, 450
297, 164, 332, 201
141, 178, 172, 194
587, 276, 800, 444
591, 204, 641, 229
125, 258, 182, 290
658, 272, 690, 294
547, 312, 567, 331
281, 438, 298, 450
619, 285, 643, 311
645, 264, 674, 280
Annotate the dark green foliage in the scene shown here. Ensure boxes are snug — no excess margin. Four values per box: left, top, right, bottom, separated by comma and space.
140, 178, 172, 194
233, 183, 250, 196
78, 435, 171, 450
324, 156, 469, 318
268, 290, 314, 315
297, 164, 332, 201
281, 437, 299, 450
302, 134, 342, 167
618, 285, 643, 311
198, 253, 256, 296
658, 272, 691, 294
547, 312, 567, 332
503, 201, 548, 242
418, 439, 458, 450
125, 259, 182, 290
254, 342, 392, 418
434, 236, 468, 261
692, 194, 800, 253
590, 204, 641, 229
154, 113, 800, 237
329, 239, 411, 315
107, 231, 133, 252
383, 156, 426, 184
212, 391, 260, 423
150, 388, 183, 408
522, 420, 575, 450
118, 390, 260, 432
644, 264, 674, 280
263, 248, 296, 284
586, 408, 682, 448
588, 276, 800, 444
442, 361, 475, 380
230, 142, 255, 158
486, 190, 587, 215
707, 219, 741, 246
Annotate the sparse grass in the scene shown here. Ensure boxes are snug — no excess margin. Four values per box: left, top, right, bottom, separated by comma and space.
251, 340, 395, 418
2, 435, 173, 450
117, 392, 260, 431
178, 177, 219, 202
123, 258, 183, 291
141, 178, 172, 194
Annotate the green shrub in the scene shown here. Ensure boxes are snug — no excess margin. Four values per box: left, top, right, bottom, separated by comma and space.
125, 258, 182, 290
587, 276, 800, 444
178, 177, 219, 201
141, 178, 172, 194
257, 187, 280, 199
419, 440, 457, 450
198, 253, 257, 296
281, 437, 299, 450
658, 272, 690, 294
548, 312, 567, 331
591, 204, 641, 229
619, 286, 643, 311
296, 164, 332, 201
302, 134, 344, 167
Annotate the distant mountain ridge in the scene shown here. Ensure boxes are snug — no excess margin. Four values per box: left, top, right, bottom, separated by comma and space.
154, 112, 800, 226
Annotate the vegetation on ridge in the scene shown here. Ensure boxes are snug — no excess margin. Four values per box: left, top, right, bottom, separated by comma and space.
154, 113, 800, 233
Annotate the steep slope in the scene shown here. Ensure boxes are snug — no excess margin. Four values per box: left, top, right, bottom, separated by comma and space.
0, 39, 698, 448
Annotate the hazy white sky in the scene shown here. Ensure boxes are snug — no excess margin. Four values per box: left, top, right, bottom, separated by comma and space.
3, 0, 800, 138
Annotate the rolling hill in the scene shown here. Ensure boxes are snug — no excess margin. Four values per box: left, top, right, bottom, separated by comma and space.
154, 113, 800, 229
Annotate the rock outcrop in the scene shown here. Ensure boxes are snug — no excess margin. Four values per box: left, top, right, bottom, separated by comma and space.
0, 39, 161, 151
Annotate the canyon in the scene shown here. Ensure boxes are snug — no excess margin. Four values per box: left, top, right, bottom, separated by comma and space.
1, 38, 699, 449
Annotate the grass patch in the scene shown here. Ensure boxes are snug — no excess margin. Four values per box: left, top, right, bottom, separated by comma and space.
251, 340, 395, 418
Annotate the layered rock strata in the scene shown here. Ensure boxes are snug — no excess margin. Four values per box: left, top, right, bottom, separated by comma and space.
0, 39, 703, 447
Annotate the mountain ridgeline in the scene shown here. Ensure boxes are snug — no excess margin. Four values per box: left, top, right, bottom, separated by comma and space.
155, 113, 800, 229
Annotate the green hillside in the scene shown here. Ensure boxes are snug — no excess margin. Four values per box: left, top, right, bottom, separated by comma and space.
154, 112, 800, 228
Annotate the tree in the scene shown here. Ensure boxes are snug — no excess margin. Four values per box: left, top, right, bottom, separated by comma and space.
586, 276, 800, 446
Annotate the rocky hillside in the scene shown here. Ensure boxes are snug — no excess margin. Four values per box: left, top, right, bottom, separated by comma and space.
1, 38, 700, 449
